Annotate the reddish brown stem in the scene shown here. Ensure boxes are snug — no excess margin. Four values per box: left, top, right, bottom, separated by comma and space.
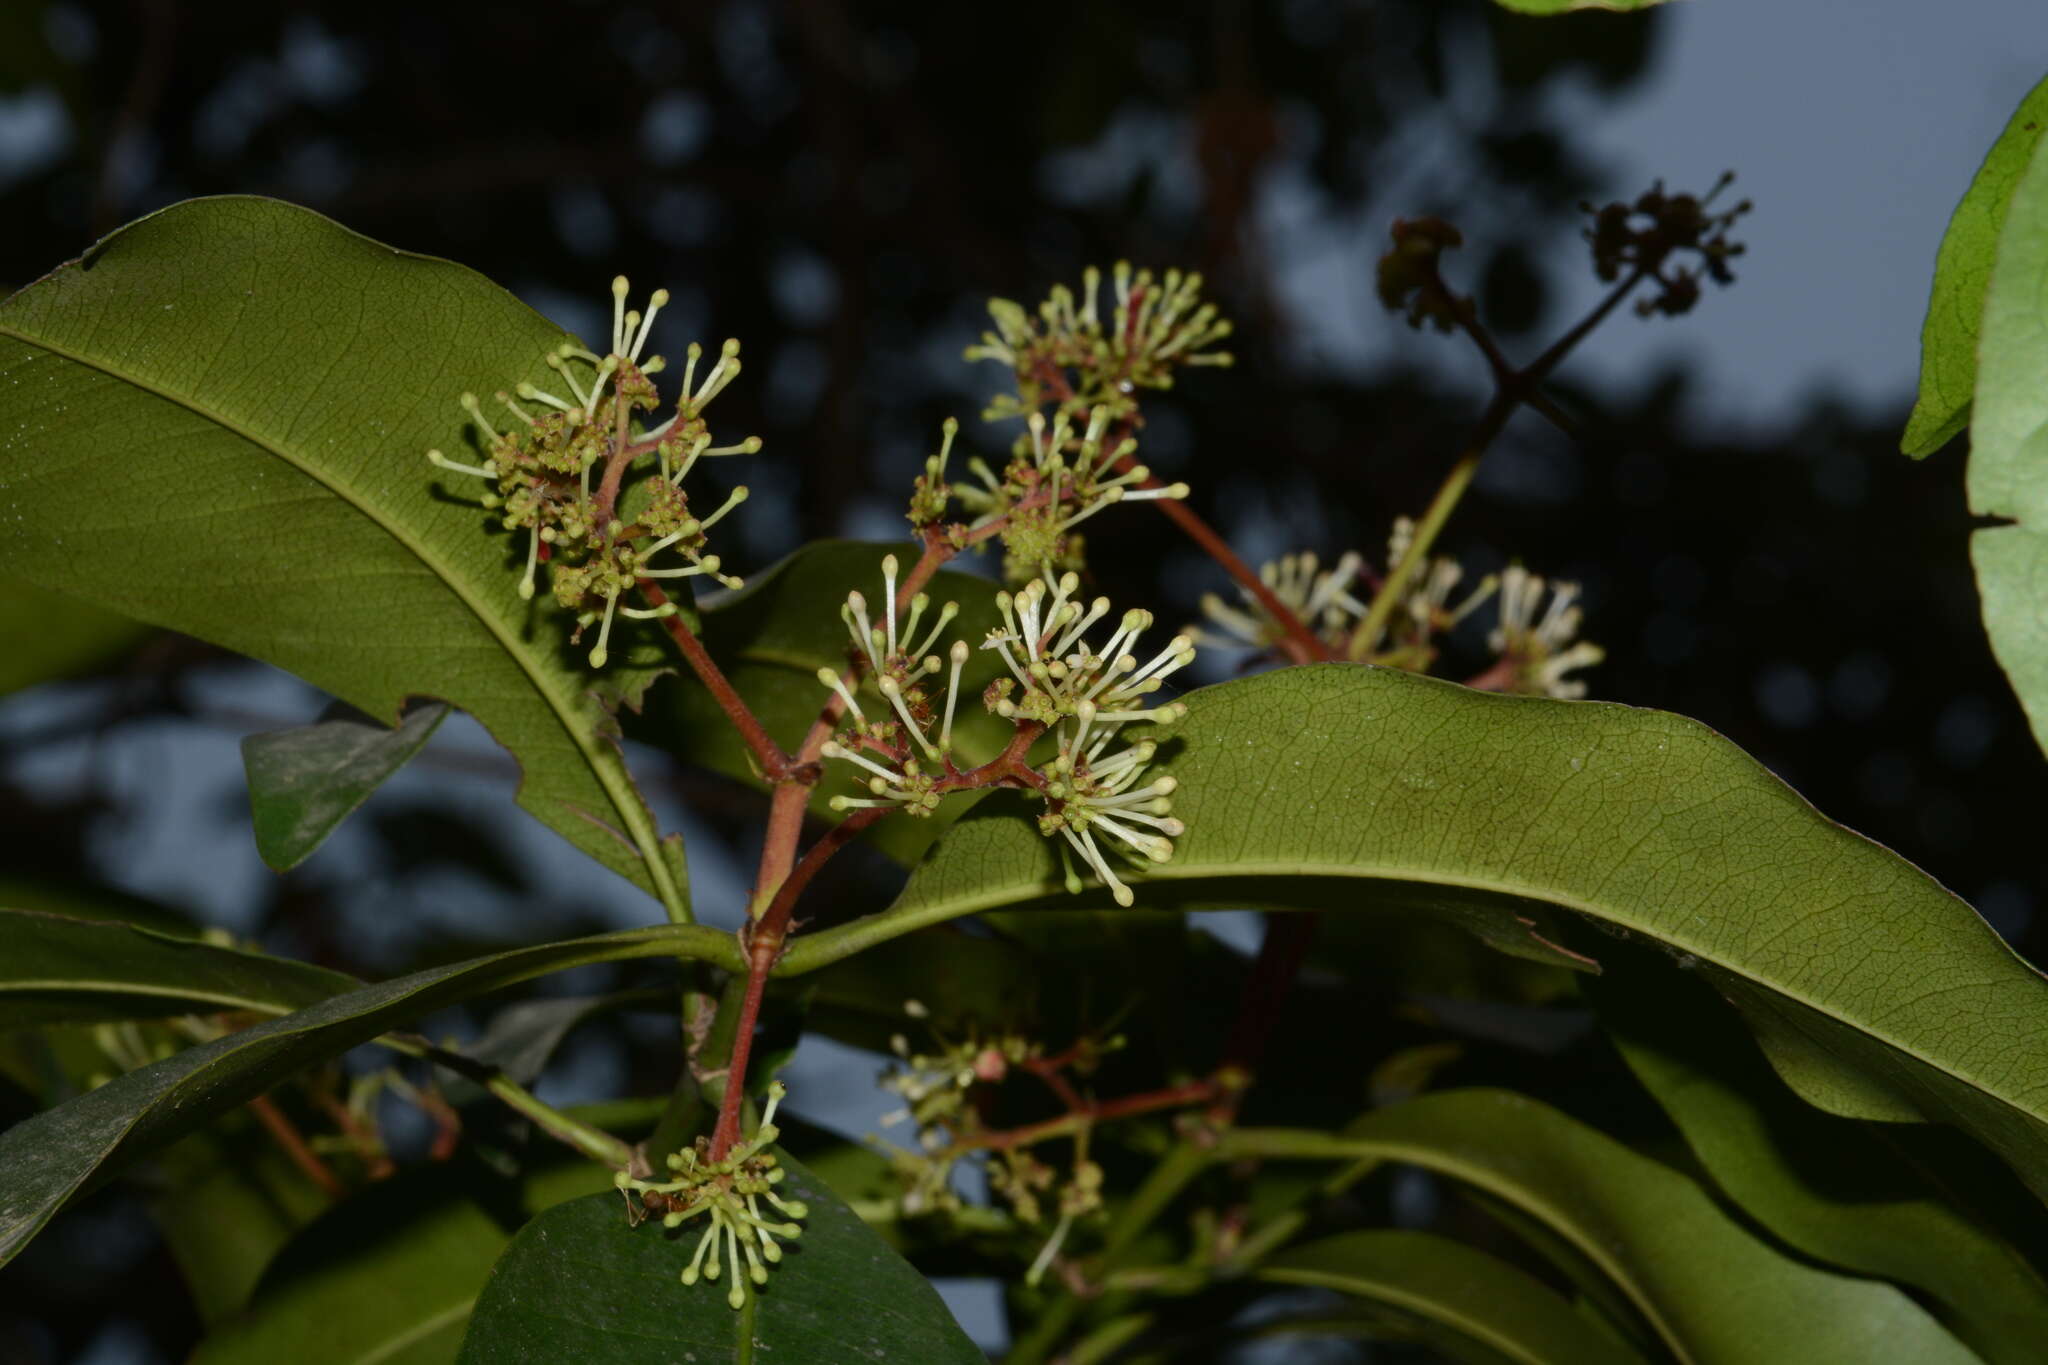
248, 1094, 347, 1198
640, 579, 794, 779
1106, 446, 1329, 665
1022, 1054, 1089, 1113
708, 808, 887, 1157
947, 1078, 1223, 1154
1207, 913, 1319, 1124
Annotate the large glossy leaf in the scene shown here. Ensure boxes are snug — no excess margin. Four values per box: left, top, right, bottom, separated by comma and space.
0, 907, 354, 1028
1904, 72, 2048, 456
633, 539, 1010, 863
1258, 1229, 1646, 1365
191, 1160, 616, 1365
1228, 1091, 1978, 1364
1592, 949, 2048, 1365
790, 665, 2048, 1199
0, 196, 687, 917
0, 577, 147, 695
0, 921, 736, 1270
242, 702, 450, 871
457, 1152, 982, 1364
1970, 128, 2048, 766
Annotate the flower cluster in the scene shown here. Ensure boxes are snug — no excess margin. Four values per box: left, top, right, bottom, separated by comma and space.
425, 276, 760, 666
1375, 217, 1469, 333
1191, 550, 1369, 656
966, 263, 1234, 427
817, 564, 1194, 906
911, 406, 1189, 583
1581, 174, 1751, 317
1487, 565, 1605, 699
1191, 522, 1600, 698
614, 1081, 807, 1309
906, 265, 1228, 585
871, 1001, 1116, 1244
818, 554, 970, 818
989, 572, 1194, 907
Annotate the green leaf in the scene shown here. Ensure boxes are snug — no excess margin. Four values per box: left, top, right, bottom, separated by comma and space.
0, 577, 148, 695
0, 921, 738, 1271
242, 702, 450, 872
191, 1160, 615, 1365
1258, 1229, 1647, 1365
1970, 126, 2048, 767
1487, 0, 1669, 12
1229, 1091, 1979, 1364
1592, 948, 2048, 1365
0, 196, 687, 917
0, 908, 354, 1028
631, 540, 1010, 863
457, 1152, 983, 1364
1904, 72, 2048, 456
148, 1117, 334, 1326
795, 665, 2048, 1200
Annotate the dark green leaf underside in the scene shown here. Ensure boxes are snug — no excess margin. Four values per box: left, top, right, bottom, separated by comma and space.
242, 702, 450, 871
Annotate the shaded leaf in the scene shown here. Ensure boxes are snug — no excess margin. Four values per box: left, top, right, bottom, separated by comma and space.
1259, 1229, 1646, 1365
794, 666, 2048, 1200
0, 921, 738, 1270
0, 196, 686, 916
1904, 72, 2048, 456
242, 702, 449, 872
191, 1160, 614, 1365
148, 1118, 334, 1327
0, 577, 147, 695
1229, 1090, 1978, 1364
457, 1152, 982, 1364
1592, 947, 2048, 1365
0, 908, 354, 1029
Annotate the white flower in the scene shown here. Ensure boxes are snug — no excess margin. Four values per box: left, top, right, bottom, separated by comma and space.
1193, 550, 1368, 654
1489, 565, 1604, 699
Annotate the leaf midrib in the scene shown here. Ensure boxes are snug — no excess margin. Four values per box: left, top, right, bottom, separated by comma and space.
874, 854, 2036, 1128
357, 1298, 474, 1365
0, 320, 682, 918
1253, 1265, 1552, 1365
0, 979, 321, 1015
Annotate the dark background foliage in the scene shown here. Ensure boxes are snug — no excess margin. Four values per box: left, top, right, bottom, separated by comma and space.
1, 2, 2039, 1361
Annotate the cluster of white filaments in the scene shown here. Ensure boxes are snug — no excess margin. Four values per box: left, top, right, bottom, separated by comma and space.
988, 570, 1195, 907
966, 262, 1235, 389
818, 555, 971, 817
814, 562, 1196, 905
424, 276, 761, 667
1193, 550, 1369, 654
1187, 520, 1599, 697
1491, 565, 1605, 699
936, 405, 1191, 538
613, 1082, 807, 1309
